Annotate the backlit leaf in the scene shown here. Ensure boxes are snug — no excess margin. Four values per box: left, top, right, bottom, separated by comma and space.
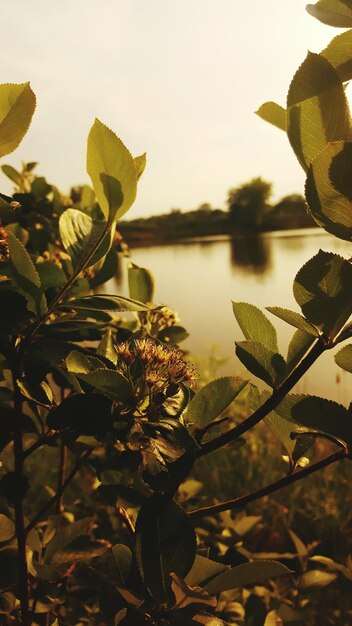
305, 141, 352, 241
286, 330, 316, 375
1, 231, 47, 317
0, 82, 36, 157
235, 341, 286, 388
128, 263, 155, 303
255, 101, 286, 131
59, 208, 114, 270
134, 153, 147, 180
321, 29, 352, 81
286, 52, 350, 171
97, 330, 117, 365
300, 569, 337, 588
335, 343, 352, 372
233, 302, 278, 352
87, 118, 137, 222
60, 293, 152, 313
184, 377, 247, 426
293, 250, 352, 338
266, 306, 318, 336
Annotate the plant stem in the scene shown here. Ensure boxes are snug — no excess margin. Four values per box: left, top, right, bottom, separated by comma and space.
10, 363, 30, 626
189, 448, 348, 519
56, 440, 68, 514
197, 338, 326, 458
26, 449, 92, 534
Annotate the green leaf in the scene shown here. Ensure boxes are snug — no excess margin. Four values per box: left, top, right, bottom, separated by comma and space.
66, 350, 106, 374
185, 555, 229, 588
157, 326, 189, 345
0, 515, 15, 542
89, 248, 119, 288
335, 344, 352, 372
97, 330, 117, 365
265, 411, 297, 459
59, 208, 114, 270
293, 250, 352, 338
134, 153, 147, 180
77, 369, 134, 402
306, 141, 352, 241
0, 82, 36, 157
299, 570, 337, 588
321, 29, 352, 82
266, 306, 318, 336
203, 561, 292, 594
86, 118, 137, 222
184, 377, 247, 426
107, 544, 133, 586
286, 330, 316, 375
44, 517, 93, 564
47, 392, 113, 434
1, 164, 22, 185
170, 573, 217, 609
61, 293, 152, 314
128, 263, 155, 303
286, 52, 350, 171
135, 493, 196, 604
35, 261, 67, 290
255, 102, 286, 131
235, 341, 286, 388
1, 231, 47, 317
233, 302, 278, 351
306, 0, 352, 27
277, 393, 352, 447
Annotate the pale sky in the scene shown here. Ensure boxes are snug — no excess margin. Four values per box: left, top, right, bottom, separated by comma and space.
0, 0, 342, 218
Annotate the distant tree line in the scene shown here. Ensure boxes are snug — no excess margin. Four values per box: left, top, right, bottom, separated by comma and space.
119, 177, 315, 245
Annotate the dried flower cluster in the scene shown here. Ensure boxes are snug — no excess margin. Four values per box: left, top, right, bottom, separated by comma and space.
116, 335, 197, 391
0, 223, 9, 261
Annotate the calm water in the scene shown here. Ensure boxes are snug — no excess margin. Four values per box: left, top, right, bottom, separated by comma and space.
108, 229, 352, 403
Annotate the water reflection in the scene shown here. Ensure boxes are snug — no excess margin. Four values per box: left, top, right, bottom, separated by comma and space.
229, 235, 271, 274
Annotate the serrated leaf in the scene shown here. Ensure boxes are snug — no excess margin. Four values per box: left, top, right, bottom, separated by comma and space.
203, 561, 292, 594
286, 329, 316, 375
306, 0, 352, 27
0, 82, 36, 157
60, 293, 152, 313
322, 29, 352, 81
265, 411, 297, 459
305, 141, 352, 241
97, 330, 117, 365
266, 307, 318, 336
35, 261, 67, 290
335, 343, 352, 372
233, 302, 278, 352
134, 153, 147, 180
128, 263, 155, 303
286, 52, 350, 171
1, 232, 47, 317
59, 208, 114, 270
77, 369, 134, 402
255, 102, 286, 131
235, 341, 286, 388
293, 250, 352, 338
87, 118, 137, 222
185, 555, 229, 588
184, 377, 247, 426
66, 350, 106, 374
135, 494, 196, 604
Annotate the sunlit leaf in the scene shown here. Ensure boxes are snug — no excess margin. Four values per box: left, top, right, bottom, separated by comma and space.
59, 208, 114, 270
1, 231, 47, 317
87, 118, 137, 222
322, 29, 352, 81
184, 377, 247, 426
0, 82, 36, 157
128, 262, 155, 303
134, 152, 147, 180
185, 555, 229, 588
235, 341, 286, 388
97, 329, 117, 365
170, 573, 217, 609
233, 302, 278, 351
305, 141, 352, 241
266, 306, 318, 336
255, 101, 286, 131
60, 293, 152, 313
299, 569, 337, 588
286, 329, 316, 375
286, 52, 350, 171
35, 260, 67, 290
335, 343, 352, 372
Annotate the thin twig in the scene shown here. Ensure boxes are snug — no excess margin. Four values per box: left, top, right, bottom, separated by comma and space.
189, 448, 348, 519
197, 338, 326, 458
116, 505, 135, 535
56, 439, 68, 514
22, 430, 70, 460
26, 449, 93, 534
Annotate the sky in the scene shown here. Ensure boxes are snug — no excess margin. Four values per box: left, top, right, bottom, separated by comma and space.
0, 0, 342, 219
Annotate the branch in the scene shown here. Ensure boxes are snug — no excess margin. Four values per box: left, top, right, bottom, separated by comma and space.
197, 338, 326, 458
189, 448, 348, 519
22, 429, 71, 460
26, 448, 92, 533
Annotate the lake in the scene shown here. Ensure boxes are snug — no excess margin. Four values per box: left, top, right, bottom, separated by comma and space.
107, 228, 352, 403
